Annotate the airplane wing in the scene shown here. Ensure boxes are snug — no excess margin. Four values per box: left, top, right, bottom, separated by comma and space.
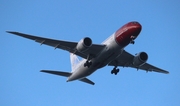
7, 31, 105, 59
108, 50, 169, 74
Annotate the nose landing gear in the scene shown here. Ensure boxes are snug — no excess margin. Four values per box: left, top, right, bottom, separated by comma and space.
130, 36, 135, 44
130, 40, 135, 44
84, 54, 93, 68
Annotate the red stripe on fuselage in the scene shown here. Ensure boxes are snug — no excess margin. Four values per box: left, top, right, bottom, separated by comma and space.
115, 21, 142, 47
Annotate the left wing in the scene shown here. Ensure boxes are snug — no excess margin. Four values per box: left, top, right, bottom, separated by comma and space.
7, 31, 105, 59
108, 50, 169, 74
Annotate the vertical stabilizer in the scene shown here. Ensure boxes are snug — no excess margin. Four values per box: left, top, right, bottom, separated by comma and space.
70, 53, 80, 72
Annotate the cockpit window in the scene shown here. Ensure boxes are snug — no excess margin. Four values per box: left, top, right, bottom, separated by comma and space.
132, 21, 138, 24
132, 22, 138, 24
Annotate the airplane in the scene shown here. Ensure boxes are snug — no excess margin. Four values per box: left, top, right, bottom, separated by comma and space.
7, 21, 169, 85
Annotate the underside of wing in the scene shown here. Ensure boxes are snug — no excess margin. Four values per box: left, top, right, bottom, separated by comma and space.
7, 31, 105, 59
137, 63, 169, 74
108, 50, 169, 74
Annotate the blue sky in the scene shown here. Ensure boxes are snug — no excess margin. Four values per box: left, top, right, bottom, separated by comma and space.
1, 0, 180, 106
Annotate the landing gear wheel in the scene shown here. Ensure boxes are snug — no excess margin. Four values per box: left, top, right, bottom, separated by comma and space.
130, 36, 136, 44
84, 61, 92, 68
111, 68, 120, 75
130, 40, 135, 44
116, 69, 119, 73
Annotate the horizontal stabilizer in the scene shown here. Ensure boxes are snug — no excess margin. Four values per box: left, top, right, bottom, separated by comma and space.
41, 70, 71, 77
41, 70, 95, 85
80, 78, 95, 85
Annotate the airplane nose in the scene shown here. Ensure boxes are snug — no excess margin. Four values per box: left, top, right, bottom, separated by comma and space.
136, 22, 142, 30
132, 21, 142, 30
128, 22, 142, 39
132, 22, 142, 36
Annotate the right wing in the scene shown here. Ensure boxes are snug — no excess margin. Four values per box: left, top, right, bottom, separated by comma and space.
7, 31, 105, 59
109, 50, 169, 74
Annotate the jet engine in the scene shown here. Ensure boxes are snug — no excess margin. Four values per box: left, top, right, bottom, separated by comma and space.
133, 52, 148, 66
76, 37, 92, 52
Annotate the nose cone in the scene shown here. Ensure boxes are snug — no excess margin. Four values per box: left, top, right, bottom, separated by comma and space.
135, 22, 142, 31
114, 21, 142, 47
131, 21, 142, 31
129, 21, 142, 37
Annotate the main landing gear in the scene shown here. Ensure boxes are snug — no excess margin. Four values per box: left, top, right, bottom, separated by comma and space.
84, 60, 92, 68
84, 54, 92, 68
111, 67, 120, 75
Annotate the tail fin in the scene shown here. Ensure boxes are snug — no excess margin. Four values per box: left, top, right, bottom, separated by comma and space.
70, 53, 80, 72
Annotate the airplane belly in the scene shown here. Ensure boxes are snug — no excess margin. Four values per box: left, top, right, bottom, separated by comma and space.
69, 36, 124, 81
92, 51, 122, 69
92, 41, 123, 69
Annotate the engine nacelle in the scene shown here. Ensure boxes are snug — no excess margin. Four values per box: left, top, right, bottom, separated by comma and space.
133, 52, 148, 66
76, 37, 92, 52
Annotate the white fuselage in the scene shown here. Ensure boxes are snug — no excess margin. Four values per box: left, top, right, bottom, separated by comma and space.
67, 21, 142, 82
7, 21, 169, 85
67, 33, 124, 81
